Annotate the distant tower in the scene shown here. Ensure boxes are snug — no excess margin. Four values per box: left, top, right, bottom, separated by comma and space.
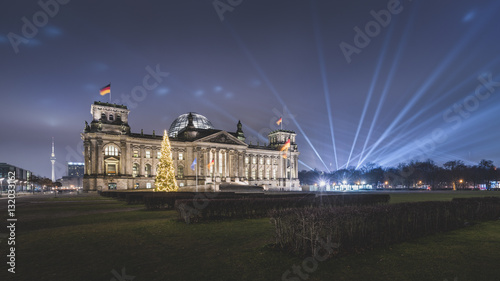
50, 137, 56, 182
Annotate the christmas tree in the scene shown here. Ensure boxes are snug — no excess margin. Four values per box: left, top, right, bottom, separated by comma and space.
155, 130, 178, 192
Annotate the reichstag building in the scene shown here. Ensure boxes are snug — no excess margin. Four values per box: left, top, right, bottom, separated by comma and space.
82, 102, 300, 192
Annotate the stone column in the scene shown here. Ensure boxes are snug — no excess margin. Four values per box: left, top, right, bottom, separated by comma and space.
84, 140, 90, 175
97, 139, 103, 175
139, 145, 144, 176
120, 141, 127, 175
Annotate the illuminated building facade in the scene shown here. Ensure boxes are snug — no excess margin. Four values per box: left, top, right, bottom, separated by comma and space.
81, 102, 300, 192
0, 163, 32, 192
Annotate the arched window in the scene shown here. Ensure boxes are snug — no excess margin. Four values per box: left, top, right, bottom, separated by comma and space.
105, 145, 119, 156
109, 114, 114, 121
178, 166, 184, 179
145, 164, 151, 177
132, 163, 139, 177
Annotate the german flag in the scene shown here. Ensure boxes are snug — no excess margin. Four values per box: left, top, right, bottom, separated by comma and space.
276, 117, 282, 125
280, 139, 291, 151
100, 84, 111, 96
207, 159, 215, 168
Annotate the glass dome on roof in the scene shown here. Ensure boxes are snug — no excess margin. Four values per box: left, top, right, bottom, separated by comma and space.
168, 112, 214, 137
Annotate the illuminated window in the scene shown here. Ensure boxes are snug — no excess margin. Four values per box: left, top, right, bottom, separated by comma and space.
178, 153, 183, 160
251, 168, 256, 179
265, 169, 270, 179
245, 157, 249, 164
107, 164, 116, 174
259, 158, 264, 165
133, 150, 139, 158
146, 183, 151, 189
258, 168, 263, 179
145, 150, 151, 158
272, 168, 276, 179
178, 166, 184, 179
132, 163, 139, 177
179, 182, 185, 187
157, 151, 161, 158
252, 157, 257, 164
266, 158, 271, 165
245, 169, 249, 179
105, 145, 119, 156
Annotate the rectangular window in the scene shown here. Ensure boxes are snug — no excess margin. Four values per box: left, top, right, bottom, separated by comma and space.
146, 150, 151, 158
272, 168, 276, 179
107, 164, 116, 174
157, 151, 161, 158
252, 157, 257, 164
245, 157, 249, 164
251, 169, 256, 179
266, 158, 271, 165
146, 183, 151, 189
133, 150, 139, 158
265, 169, 270, 179
259, 158, 264, 165
258, 169, 263, 179
178, 153, 183, 160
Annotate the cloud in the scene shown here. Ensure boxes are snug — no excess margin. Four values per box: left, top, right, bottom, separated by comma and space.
155, 87, 170, 96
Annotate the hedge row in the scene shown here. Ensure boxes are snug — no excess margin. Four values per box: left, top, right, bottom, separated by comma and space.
269, 197, 500, 258
175, 194, 390, 223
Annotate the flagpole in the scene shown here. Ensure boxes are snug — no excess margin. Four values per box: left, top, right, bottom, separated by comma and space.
196, 158, 198, 192
109, 83, 111, 103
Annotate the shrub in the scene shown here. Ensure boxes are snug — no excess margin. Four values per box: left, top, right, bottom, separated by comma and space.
175, 194, 390, 223
269, 197, 500, 258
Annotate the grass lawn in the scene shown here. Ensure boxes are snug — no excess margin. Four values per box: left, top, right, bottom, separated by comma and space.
1, 191, 499, 281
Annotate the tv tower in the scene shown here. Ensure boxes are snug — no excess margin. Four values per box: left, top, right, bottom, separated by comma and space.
50, 137, 56, 182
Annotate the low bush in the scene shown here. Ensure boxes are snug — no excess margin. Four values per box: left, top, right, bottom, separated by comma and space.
175, 194, 390, 223
269, 197, 500, 258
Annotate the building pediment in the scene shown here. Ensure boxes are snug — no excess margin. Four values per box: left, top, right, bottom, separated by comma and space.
195, 131, 247, 146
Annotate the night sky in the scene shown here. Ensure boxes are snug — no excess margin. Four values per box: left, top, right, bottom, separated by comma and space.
1, 0, 500, 179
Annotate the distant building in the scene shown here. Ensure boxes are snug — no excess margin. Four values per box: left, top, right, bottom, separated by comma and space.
59, 162, 84, 189
81, 102, 300, 192
68, 162, 84, 177
0, 163, 32, 192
